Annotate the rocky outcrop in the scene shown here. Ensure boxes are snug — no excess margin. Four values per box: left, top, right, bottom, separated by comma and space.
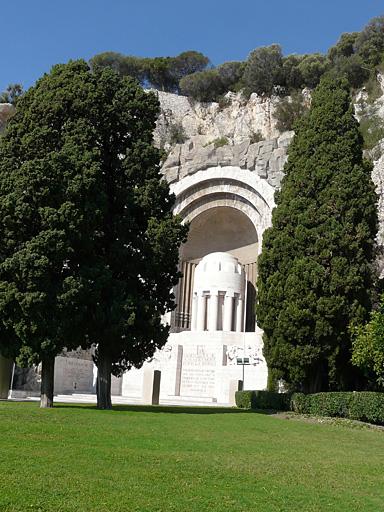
154, 90, 281, 147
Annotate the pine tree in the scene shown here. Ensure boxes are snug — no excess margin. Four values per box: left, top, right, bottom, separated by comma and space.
256, 77, 378, 393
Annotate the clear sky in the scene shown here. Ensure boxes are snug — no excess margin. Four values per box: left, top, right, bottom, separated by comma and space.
2, 0, 383, 92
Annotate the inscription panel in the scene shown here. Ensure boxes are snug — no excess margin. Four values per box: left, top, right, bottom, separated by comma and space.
180, 345, 218, 397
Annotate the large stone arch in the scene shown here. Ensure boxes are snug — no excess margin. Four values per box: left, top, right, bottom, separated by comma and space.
169, 166, 275, 332
171, 167, 275, 251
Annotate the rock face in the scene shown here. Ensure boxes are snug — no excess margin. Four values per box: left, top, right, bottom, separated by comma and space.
371, 140, 384, 275
154, 90, 281, 147
162, 131, 294, 189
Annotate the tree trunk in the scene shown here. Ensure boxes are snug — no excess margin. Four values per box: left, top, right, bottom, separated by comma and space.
40, 356, 55, 408
97, 351, 112, 410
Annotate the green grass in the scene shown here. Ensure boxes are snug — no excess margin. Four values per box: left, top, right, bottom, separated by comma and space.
0, 402, 383, 512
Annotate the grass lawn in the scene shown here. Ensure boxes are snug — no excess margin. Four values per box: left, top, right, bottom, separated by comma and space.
0, 402, 383, 512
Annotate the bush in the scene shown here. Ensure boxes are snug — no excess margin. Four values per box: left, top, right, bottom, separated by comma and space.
243, 44, 284, 95
290, 393, 309, 413
306, 392, 352, 418
238, 390, 384, 425
349, 392, 384, 424
293, 391, 384, 425
180, 69, 225, 102
359, 114, 384, 150
235, 390, 254, 409
168, 122, 187, 145
250, 131, 264, 144
235, 390, 291, 410
273, 92, 309, 132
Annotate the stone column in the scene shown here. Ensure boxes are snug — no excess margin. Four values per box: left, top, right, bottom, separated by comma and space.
236, 297, 243, 333
191, 293, 197, 331
223, 291, 234, 332
197, 293, 206, 331
208, 289, 219, 331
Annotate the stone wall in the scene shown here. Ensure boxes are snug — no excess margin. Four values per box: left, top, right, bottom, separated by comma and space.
162, 131, 294, 189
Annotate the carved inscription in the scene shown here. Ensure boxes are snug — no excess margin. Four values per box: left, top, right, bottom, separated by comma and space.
180, 345, 217, 397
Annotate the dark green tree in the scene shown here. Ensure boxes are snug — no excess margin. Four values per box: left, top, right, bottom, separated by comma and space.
297, 54, 329, 89
256, 77, 378, 393
0, 83, 24, 105
355, 16, 384, 67
179, 69, 225, 102
90, 52, 145, 84
0, 60, 187, 409
217, 61, 244, 92
170, 51, 210, 88
282, 55, 304, 91
328, 33, 358, 63
0, 62, 103, 407
243, 44, 284, 95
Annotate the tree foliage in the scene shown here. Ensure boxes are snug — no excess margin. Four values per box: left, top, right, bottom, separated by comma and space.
0, 60, 187, 408
273, 91, 309, 132
90, 50, 210, 93
352, 296, 384, 387
179, 69, 225, 102
0, 83, 24, 105
243, 44, 284, 95
256, 77, 378, 393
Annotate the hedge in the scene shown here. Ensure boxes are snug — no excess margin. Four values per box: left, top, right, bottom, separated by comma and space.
235, 390, 291, 411
236, 390, 384, 425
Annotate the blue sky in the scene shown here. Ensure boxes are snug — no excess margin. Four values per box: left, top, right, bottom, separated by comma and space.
1, 0, 383, 91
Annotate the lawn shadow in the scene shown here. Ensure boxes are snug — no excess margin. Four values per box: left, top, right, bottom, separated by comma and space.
54, 403, 274, 415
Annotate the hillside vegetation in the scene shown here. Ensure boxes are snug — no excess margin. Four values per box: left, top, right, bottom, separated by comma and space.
90, 16, 384, 103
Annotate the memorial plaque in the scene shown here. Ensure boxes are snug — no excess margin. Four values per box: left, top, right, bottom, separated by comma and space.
54, 356, 93, 393
180, 345, 218, 397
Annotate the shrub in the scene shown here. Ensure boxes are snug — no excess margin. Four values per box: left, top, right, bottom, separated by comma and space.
273, 92, 309, 132
168, 122, 187, 145
250, 131, 264, 144
212, 136, 229, 148
235, 390, 254, 409
293, 391, 384, 425
204, 137, 229, 149
359, 114, 384, 150
235, 390, 291, 410
290, 393, 309, 414
306, 392, 352, 418
349, 392, 384, 424
243, 44, 284, 95
237, 390, 384, 425
217, 95, 231, 110
180, 69, 225, 102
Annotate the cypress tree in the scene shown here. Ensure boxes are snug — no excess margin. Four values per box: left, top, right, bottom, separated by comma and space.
0, 61, 187, 408
256, 77, 378, 392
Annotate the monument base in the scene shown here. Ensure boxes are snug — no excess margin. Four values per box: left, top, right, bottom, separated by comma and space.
121, 329, 268, 405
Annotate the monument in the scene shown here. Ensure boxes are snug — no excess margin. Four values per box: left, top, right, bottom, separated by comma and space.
1, 91, 294, 403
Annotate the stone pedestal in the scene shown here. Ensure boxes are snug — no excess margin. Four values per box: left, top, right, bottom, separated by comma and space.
142, 369, 161, 405
229, 379, 243, 406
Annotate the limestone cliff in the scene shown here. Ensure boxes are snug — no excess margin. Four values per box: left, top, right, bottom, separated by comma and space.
154, 90, 281, 146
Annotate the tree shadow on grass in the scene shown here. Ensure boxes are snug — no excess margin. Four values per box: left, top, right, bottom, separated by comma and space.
54, 403, 274, 415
